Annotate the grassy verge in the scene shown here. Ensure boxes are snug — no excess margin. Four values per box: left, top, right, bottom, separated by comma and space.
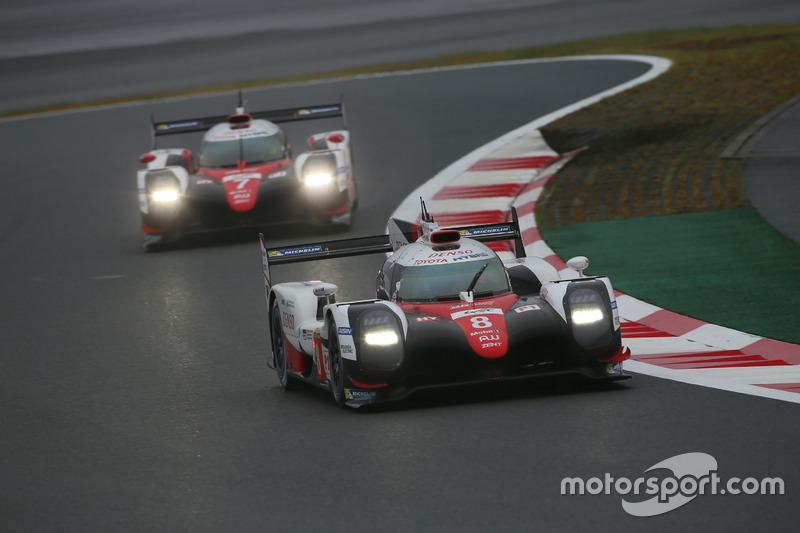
536, 24, 800, 224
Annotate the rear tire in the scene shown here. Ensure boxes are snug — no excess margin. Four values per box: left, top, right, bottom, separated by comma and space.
327, 323, 347, 407
271, 302, 297, 390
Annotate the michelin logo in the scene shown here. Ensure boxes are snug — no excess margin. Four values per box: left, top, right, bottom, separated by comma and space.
461, 225, 510, 236
269, 245, 323, 257
156, 120, 200, 131
345, 389, 377, 400
298, 106, 341, 116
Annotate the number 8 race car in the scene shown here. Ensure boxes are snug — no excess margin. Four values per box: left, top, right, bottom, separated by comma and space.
137, 93, 356, 249
259, 203, 630, 408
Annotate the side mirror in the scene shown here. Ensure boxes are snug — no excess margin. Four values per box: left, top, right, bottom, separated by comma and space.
313, 283, 339, 297
566, 256, 590, 277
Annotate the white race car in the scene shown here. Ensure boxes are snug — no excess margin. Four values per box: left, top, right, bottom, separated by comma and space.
259, 203, 630, 408
137, 93, 356, 249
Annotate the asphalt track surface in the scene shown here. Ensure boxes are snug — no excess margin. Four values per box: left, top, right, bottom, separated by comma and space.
2, 59, 799, 532
3, 1, 800, 532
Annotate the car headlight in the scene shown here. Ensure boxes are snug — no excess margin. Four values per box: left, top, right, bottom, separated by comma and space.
364, 330, 399, 346
571, 307, 604, 325
357, 309, 404, 372
304, 172, 333, 187
566, 286, 613, 350
147, 170, 181, 202
152, 189, 180, 202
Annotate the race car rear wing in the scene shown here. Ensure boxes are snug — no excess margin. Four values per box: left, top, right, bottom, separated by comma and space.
151, 102, 344, 137
259, 208, 526, 292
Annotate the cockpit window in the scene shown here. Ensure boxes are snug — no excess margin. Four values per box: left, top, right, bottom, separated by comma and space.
199, 134, 284, 168
396, 257, 510, 302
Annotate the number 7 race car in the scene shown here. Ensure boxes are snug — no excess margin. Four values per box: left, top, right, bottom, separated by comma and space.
137, 93, 356, 249
259, 202, 631, 408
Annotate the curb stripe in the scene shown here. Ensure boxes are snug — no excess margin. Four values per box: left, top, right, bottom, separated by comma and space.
433, 183, 526, 200
467, 156, 556, 171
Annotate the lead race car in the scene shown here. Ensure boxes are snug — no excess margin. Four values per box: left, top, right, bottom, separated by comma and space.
137, 93, 356, 249
259, 202, 630, 408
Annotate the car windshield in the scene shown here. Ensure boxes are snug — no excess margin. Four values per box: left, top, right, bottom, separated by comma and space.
396, 257, 510, 302
199, 135, 284, 168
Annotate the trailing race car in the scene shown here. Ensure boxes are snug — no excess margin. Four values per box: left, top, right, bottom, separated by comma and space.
137, 93, 356, 249
259, 202, 630, 408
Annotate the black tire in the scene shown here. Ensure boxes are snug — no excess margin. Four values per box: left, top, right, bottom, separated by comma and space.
327, 323, 347, 407
271, 302, 297, 390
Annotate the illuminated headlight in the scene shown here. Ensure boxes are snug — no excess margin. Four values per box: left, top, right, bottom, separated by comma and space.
304, 173, 333, 187
146, 170, 181, 203
357, 309, 404, 372
152, 189, 180, 202
571, 307, 604, 325
364, 330, 399, 346
567, 286, 613, 350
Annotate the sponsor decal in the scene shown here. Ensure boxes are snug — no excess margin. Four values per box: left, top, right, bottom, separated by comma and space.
460, 225, 510, 237
156, 120, 200, 131
195, 179, 215, 185
452, 252, 489, 262
267, 170, 288, 179
341, 344, 354, 354
428, 250, 474, 258
514, 304, 541, 313
298, 106, 341, 116
451, 303, 469, 310
269, 245, 324, 257
451, 308, 503, 320
282, 312, 294, 330
610, 301, 618, 310
415, 316, 441, 322
338, 327, 353, 336
210, 128, 274, 141
481, 342, 502, 349
414, 258, 449, 265
302, 330, 313, 341
606, 362, 622, 375
470, 329, 502, 336
413, 250, 488, 265
345, 389, 377, 400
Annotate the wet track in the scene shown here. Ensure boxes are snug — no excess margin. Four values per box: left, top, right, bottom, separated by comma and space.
3, 1, 800, 531
2, 59, 798, 532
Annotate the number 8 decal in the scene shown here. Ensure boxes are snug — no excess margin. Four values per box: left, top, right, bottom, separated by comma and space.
470, 316, 492, 329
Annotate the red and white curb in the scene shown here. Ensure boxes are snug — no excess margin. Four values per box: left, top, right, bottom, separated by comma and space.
393, 55, 800, 404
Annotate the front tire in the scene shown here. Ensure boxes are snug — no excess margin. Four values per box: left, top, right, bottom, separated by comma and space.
271, 302, 297, 390
327, 323, 347, 407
